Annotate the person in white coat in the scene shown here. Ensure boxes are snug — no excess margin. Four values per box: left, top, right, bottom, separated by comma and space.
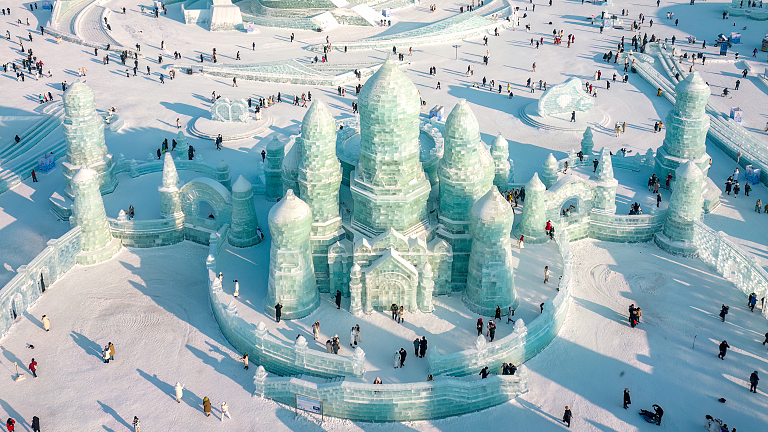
350, 327, 358, 347
233, 280, 239, 297
102, 346, 110, 364
221, 402, 231, 420
42, 315, 50, 332
174, 382, 184, 403
393, 351, 400, 368
312, 321, 320, 340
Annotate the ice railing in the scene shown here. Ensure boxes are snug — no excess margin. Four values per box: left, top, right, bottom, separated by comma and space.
252, 364, 528, 421
0, 227, 83, 339
206, 226, 366, 378
428, 228, 573, 376
693, 220, 768, 319
631, 44, 768, 186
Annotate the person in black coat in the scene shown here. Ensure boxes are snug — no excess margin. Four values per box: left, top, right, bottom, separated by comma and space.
398, 348, 407, 367
623, 388, 631, 409
335, 290, 342, 309
479, 366, 489, 379
274, 302, 282, 322
718, 340, 730, 359
652, 404, 663, 425
419, 336, 427, 358
494, 305, 502, 321
562, 406, 572, 427
749, 371, 759, 393
719, 304, 729, 322
32, 416, 40, 432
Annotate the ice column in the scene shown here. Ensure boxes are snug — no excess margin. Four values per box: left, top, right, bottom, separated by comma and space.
62, 82, 117, 199
465, 187, 518, 316
437, 99, 494, 289
654, 71, 712, 179
593, 147, 618, 214
158, 153, 183, 219
265, 190, 319, 319
228, 175, 261, 247
655, 160, 703, 255
351, 57, 431, 236
580, 127, 594, 156
298, 100, 344, 291
515, 173, 548, 242
541, 153, 559, 188
490, 134, 512, 191
72, 166, 122, 265
265, 136, 285, 202
418, 262, 435, 312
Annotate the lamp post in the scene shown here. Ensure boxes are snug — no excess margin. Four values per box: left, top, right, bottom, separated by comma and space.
453, 44, 461, 60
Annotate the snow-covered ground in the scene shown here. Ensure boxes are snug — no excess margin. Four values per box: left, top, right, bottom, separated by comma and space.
1, 0, 768, 429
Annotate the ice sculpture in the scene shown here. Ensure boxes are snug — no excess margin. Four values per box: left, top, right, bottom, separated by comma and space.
515, 173, 548, 241
61, 81, 117, 198
593, 147, 618, 213
211, 98, 251, 123
71, 166, 121, 265
437, 99, 495, 288
654, 72, 712, 180
351, 56, 431, 235
174, 131, 189, 160
541, 153, 559, 188
265, 189, 319, 319
580, 127, 594, 156
209, 0, 243, 31
265, 136, 285, 202
490, 134, 512, 191
298, 101, 343, 290
536, 77, 594, 117
465, 187, 518, 315
228, 175, 261, 247
159, 153, 183, 219
655, 160, 704, 255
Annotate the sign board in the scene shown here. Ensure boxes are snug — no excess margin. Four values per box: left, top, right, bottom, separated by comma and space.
246, 22, 255, 33
42, 1, 52, 10
730, 107, 742, 123
295, 395, 323, 421
730, 32, 741, 44
720, 43, 728, 56
429, 105, 445, 122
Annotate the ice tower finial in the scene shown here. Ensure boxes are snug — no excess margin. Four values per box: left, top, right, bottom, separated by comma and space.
655, 160, 704, 255
72, 165, 121, 264
490, 134, 512, 190
161, 152, 179, 188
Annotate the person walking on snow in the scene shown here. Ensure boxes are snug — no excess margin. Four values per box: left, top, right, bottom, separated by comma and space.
29, 358, 37, 378
6, 418, 15, 432
350, 327, 358, 347
233, 280, 239, 297
393, 351, 400, 368
175, 382, 184, 403
203, 397, 211, 416
133, 416, 140, 432
413, 338, 420, 356
495, 305, 502, 321
335, 290, 342, 309
748, 292, 757, 311
274, 302, 282, 322
42, 315, 50, 331
718, 340, 730, 359
477, 318, 484, 336
242, 353, 249, 370
719, 304, 729, 322
102, 346, 110, 363
749, 371, 759, 392
419, 336, 428, 358
623, 388, 631, 409
562, 406, 572, 427
507, 307, 515, 324
31, 416, 40, 432
312, 321, 320, 340
220, 402, 231, 420
399, 347, 407, 367
544, 265, 551, 283
109, 342, 115, 361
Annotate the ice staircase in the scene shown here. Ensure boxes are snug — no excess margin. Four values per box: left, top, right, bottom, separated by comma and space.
350, 4, 380, 26
0, 103, 66, 195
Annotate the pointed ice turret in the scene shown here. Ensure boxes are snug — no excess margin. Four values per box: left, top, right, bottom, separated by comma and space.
437, 99, 494, 289
62, 81, 117, 199
515, 173, 548, 242
465, 186, 518, 316
159, 153, 183, 219
655, 160, 704, 255
351, 57, 431, 236
265, 136, 285, 202
541, 153, 559, 188
228, 175, 261, 247
580, 126, 594, 156
490, 134, 512, 191
265, 190, 319, 319
593, 147, 618, 213
654, 71, 712, 180
72, 166, 121, 265
298, 100, 343, 291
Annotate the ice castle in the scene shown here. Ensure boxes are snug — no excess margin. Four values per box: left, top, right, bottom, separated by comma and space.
266, 58, 516, 318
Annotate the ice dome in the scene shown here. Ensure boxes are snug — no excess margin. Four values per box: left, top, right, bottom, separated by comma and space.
444, 100, 480, 149
72, 166, 98, 184
301, 100, 336, 143
231, 175, 252, 194
358, 57, 421, 134
472, 186, 513, 225
268, 189, 311, 226
526, 173, 546, 192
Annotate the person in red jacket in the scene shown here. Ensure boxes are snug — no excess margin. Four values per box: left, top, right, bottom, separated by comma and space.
29, 359, 37, 378
6, 417, 16, 432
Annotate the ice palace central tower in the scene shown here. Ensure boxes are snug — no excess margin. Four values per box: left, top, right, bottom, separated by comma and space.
267, 58, 517, 318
